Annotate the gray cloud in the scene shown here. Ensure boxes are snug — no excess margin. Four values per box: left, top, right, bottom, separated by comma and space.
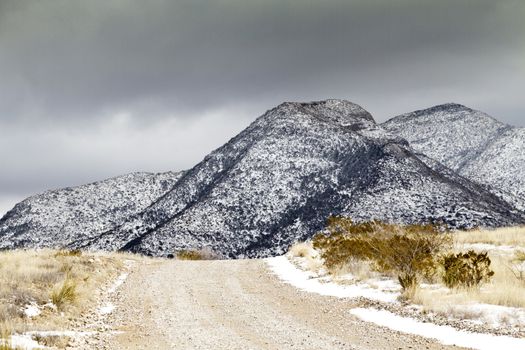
0, 0, 524, 212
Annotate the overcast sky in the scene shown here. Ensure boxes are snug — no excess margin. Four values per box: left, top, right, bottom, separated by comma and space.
0, 0, 524, 214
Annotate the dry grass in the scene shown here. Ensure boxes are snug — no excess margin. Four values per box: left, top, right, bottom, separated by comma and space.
414, 255, 525, 310
329, 257, 377, 280
51, 279, 77, 310
288, 242, 312, 258
0, 249, 131, 339
288, 242, 323, 273
455, 226, 525, 246
414, 227, 525, 312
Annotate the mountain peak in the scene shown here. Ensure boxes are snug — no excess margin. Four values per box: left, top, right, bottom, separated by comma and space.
269, 99, 375, 132
283, 99, 373, 119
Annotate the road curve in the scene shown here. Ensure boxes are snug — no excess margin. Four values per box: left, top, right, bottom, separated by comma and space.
86, 259, 464, 350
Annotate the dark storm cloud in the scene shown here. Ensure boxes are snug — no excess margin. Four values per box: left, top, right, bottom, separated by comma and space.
0, 0, 524, 211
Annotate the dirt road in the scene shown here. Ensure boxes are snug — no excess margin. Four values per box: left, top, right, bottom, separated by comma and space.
78, 259, 463, 349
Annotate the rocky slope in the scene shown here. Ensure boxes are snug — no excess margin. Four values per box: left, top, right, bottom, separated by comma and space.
1, 100, 523, 257
382, 104, 525, 210
0, 171, 183, 249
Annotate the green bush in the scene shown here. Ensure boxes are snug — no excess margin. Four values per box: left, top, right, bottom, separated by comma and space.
441, 250, 494, 288
312, 217, 451, 291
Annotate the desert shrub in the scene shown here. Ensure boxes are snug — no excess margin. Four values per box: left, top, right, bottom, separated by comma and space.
176, 248, 220, 260
313, 217, 451, 291
176, 250, 203, 260
51, 279, 77, 310
441, 250, 494, 289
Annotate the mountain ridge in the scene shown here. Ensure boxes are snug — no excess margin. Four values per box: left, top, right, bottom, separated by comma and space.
1, 100, 524, 257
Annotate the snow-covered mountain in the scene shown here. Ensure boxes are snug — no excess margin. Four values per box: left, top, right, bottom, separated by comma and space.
1, 100, 523, 257
0, 172, 183, 249
382, 104, 525, 210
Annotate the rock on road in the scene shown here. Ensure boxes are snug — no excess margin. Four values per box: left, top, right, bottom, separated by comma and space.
80, 259, 464, 350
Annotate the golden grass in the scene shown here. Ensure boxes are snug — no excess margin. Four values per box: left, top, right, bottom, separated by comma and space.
455, 226, 525, 246
0, 249, 131, 337
51, 279, 77, 310
413, 227, 525, 312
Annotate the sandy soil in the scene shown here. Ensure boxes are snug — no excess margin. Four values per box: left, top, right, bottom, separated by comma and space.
71, 259, 465, 350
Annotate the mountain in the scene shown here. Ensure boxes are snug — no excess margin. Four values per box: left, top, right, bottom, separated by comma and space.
0, 172, 183, 249
1, 100, 523, 258
382, 103, 525, 210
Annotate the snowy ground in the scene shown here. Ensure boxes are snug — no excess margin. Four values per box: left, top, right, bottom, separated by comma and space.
350, 308, 525, 350
266, 256, 398, 303
266, 254, 525, 350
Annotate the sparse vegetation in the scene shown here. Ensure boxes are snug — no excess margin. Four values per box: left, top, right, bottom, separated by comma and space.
0, 249, 128, 337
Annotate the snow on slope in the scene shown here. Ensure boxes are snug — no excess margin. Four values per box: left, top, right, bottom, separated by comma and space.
0, 171, 183, 249
76, 100, 523, 257
382, 104, 525, 210
1, 100, 523, 257
461, 128, 525, 209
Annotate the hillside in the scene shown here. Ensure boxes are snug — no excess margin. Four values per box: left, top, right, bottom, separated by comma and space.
1, 100, 523, 257
382, 104, 525, 210
0, 171, 183, 249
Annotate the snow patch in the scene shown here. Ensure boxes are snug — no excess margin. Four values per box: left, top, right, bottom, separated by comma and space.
107, 271, 129, 294
4, 334, 47, 349
24, 330, 94, 338
265, 256, 398, 303
23, 302, 41, 318
452, 303, 525, 328
350, 308, 525, 350
99, 303, 115, 315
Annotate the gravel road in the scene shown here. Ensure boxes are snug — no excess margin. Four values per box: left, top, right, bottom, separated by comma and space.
77, 259, 465, 350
